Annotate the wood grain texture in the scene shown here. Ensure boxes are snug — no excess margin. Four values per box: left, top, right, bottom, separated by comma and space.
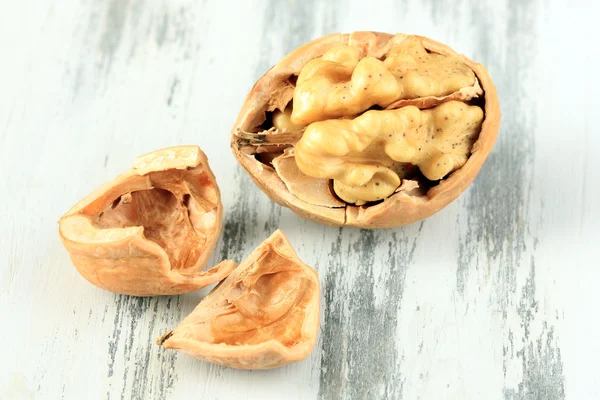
0, 0, 598, 399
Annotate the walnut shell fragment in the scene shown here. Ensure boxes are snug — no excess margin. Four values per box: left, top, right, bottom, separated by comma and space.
231, 32, 501, 228
58, 146, 232, 296
157, 230, 320, 370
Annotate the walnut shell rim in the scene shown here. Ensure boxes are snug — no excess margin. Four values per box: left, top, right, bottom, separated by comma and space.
231, 32, 501, 228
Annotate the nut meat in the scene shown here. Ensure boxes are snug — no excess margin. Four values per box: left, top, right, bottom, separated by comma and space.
157, 230, 320, 369
59, 146, 231, 296
231, 32, 500, 228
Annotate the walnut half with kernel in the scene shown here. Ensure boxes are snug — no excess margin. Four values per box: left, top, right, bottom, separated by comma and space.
231, 32, 500, 228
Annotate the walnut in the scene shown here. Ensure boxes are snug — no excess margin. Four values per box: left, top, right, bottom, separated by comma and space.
58, 146, 229, 296
157, 230, 320, 369
231, 32, 500, 228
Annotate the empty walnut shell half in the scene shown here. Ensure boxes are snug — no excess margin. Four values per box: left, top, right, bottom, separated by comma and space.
231, 32, 501, 228
157, 230, 320, 369
58, 145, 232, 296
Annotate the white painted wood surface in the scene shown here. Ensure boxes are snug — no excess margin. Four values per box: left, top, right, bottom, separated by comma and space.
1, 0, 598, 399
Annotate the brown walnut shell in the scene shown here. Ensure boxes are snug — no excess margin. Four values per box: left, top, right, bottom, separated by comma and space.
231, 32, 501, 228
58, 146, 231, 296
157, 230, 320, 370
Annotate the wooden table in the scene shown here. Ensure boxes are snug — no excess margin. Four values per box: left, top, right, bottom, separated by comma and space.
1, 0, 597, 399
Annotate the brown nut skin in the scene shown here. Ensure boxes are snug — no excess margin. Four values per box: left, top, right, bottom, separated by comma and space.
59, 146, 232, 296
157, 230, 320, 370
231, 32, 501, 228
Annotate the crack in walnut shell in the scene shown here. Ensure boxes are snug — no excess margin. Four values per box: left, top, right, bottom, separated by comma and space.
157, 230, 320, 370
231, 31, 501, 228
58, 145, 231, 296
